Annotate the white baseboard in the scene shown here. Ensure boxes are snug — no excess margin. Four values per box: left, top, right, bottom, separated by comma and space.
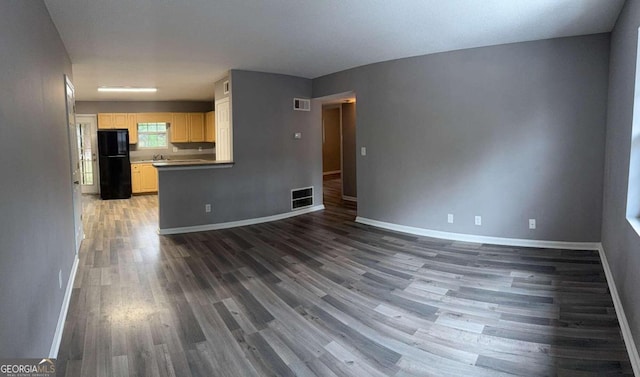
159, 205, 325, 235
597, 245, 640, 375
342, 196, 357, 202
49, 255, 79, 358
355, 217, 600, 250
323, 170, 341, 176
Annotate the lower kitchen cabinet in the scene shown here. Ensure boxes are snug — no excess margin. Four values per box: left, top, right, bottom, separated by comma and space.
140, 164, 158, 192
131, 163, 158, 193
131, 164, 142, 193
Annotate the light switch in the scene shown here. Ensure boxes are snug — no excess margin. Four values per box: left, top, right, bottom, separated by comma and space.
294, 132, 302, 139
361, 147, 367, 156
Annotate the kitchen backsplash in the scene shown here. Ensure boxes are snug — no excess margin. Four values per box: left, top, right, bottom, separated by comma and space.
130, 141, 215, 160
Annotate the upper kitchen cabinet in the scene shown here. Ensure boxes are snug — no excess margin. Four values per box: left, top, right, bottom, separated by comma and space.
127, 114, 138, 144
98, 113, 126, 129
98, 113, 137, 144
98, 113, 119, 129
170, 112, 207, 143
205, 111, 215, 142
170, 113, 189, 142
137, 113, 172, 124
188, 113, 205, 142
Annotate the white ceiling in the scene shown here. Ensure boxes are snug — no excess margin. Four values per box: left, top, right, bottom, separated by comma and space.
44, 0, 625, 102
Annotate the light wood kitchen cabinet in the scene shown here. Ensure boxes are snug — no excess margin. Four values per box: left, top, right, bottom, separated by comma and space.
131, 163, 158, 193
98, 113, 116, 129
188, 112, 205, 142
140, 164, 158, 192
131, 164, 142, 193
113, 113, 127, 128
170, 113, 189, 142
100, 111, 213, 144
99, 112, 128, 128
127, 113, 138, 144
137, 112, 172, 123
99, 113, 138, 144
205, 111, 215, 142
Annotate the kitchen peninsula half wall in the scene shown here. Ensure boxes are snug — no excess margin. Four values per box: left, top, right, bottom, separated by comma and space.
156, 70, 323, 234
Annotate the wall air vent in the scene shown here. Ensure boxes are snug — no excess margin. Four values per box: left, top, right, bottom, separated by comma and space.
292, 187, 313, 210
293, 98, 311, 111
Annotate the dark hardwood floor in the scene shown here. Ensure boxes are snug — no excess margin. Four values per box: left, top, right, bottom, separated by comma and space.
56, 179, 633, 376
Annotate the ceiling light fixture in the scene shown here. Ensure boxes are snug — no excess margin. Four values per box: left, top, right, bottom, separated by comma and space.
98, 87, 157, 93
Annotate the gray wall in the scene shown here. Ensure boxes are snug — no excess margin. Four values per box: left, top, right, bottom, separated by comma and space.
158, 70, 322, 229
313, 34, 610, 242
76, 100, 212, 114
0, 2, 75, 357
342, 103, 357, 198
601, 0, 640, 352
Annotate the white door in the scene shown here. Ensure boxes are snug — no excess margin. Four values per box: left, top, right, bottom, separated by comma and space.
215, 98, 232, 161
65, 76, 83, 254
76, 115, 99, 194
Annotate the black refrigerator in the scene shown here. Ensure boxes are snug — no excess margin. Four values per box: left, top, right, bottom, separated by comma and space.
98, 129, 132, 199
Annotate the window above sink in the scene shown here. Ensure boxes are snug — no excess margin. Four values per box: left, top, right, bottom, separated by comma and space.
138, 122, 168, 149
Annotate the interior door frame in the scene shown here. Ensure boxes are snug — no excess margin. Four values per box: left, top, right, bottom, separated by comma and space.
76, 114, 99, 194
322, 104, 344, 198
65, 75, 83, 255
316, 91, 357, 203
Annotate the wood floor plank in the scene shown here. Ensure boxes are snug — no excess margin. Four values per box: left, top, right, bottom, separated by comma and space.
55, 179, 634, 376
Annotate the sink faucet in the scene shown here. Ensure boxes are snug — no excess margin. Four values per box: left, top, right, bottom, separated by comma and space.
152, 154, 165, 161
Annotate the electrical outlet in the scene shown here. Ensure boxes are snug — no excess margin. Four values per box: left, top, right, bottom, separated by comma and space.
58, 270, 62, 289
529, 219, 536, 229
447, 214, 454, 224
361, 147, 367, 156
173, 147, 178, 152
475, 216, 482, 226
205, 204, 211, 213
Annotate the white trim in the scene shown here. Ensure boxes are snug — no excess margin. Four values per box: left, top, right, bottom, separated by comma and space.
342, 195, 357, 202
598, 244, 640, 375
323, 170, 341, 176
627, 217, 640, 237
49, 255, 79, 358
158, 205, 325, 235
355, 217, 600, 250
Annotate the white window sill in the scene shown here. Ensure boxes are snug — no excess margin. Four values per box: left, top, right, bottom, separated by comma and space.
628, 217, 640, 237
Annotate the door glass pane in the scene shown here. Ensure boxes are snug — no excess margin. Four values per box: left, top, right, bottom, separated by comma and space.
77, 123, 94, 185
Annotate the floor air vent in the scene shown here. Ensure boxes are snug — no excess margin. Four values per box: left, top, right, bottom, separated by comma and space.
292, 187, 313, 210
293, 98, 311, 111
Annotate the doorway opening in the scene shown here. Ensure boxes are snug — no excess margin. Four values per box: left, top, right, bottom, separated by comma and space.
318, 93, 357, 213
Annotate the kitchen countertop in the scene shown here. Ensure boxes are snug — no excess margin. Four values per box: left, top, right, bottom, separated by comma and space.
152, 159, 234, 170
